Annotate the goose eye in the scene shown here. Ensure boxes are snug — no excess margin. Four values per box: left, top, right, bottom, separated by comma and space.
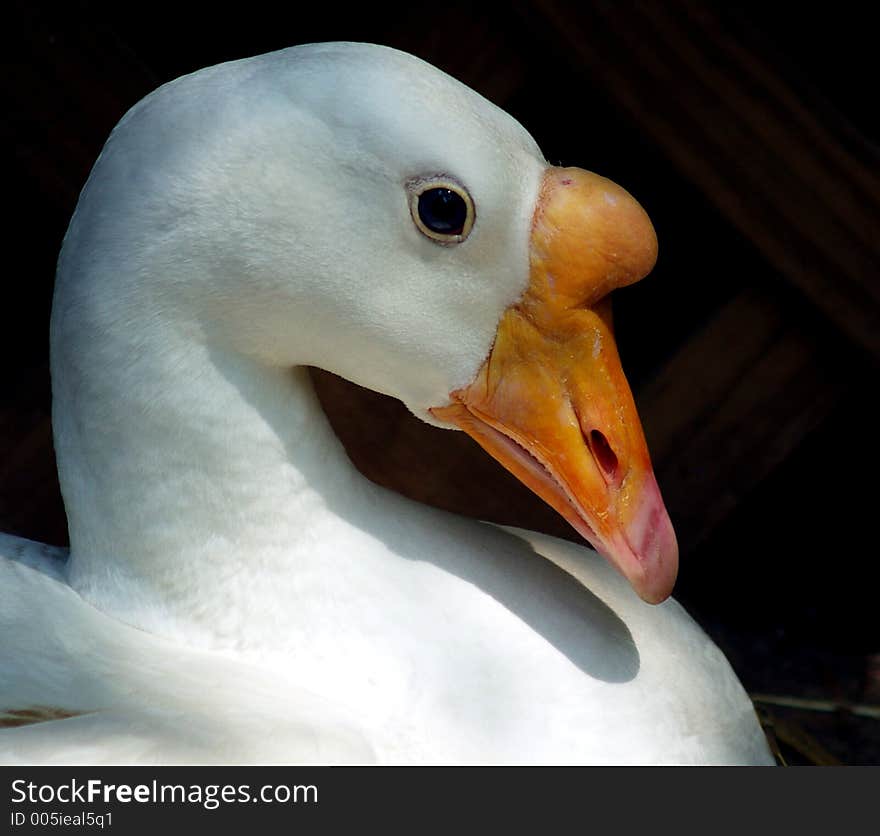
408, 179, 475, 243
419, 188, 466, 234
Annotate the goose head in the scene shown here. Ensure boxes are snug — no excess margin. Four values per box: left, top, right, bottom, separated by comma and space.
53, 42, 676, 607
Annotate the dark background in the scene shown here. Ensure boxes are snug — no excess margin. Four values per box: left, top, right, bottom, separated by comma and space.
2, 1, 878, 763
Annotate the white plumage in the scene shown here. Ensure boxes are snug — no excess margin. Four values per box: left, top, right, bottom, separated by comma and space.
0, 43, 773, 764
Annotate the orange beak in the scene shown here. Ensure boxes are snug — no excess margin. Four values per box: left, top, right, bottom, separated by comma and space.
431, 167, 677, 603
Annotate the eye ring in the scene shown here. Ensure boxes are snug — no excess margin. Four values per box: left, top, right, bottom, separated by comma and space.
407, 177, 475, 244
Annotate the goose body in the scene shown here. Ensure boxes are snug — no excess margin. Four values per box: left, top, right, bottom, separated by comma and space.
0, 43, 773, 764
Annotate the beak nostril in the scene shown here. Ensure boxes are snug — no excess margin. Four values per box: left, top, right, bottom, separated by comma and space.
589, 429, 619, 482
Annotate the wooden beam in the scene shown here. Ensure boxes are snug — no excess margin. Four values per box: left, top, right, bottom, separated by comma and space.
519, 0, 880, 362
637, 289, 847, 550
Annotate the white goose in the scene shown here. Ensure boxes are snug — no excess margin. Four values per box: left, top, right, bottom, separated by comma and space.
0, 42, 773, 765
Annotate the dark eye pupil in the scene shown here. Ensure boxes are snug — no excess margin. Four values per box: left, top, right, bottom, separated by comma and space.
418, 188, 467, 235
